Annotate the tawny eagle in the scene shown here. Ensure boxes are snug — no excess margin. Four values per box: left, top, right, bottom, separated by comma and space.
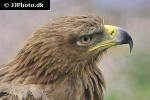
0, 15, 133, 100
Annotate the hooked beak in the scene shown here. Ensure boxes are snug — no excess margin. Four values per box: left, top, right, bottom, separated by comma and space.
88, 25, 133, 52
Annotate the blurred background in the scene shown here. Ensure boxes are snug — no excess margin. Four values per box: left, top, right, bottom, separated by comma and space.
0, 0, 150, 100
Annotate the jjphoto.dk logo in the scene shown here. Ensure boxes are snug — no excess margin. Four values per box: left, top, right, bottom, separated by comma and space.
0, 0, 50, 10
5, 2, 44, 8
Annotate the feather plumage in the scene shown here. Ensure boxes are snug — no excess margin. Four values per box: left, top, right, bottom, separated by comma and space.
0, 15, 106, 100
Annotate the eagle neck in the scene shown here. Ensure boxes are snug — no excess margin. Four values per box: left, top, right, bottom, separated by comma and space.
67, 61, 105, 100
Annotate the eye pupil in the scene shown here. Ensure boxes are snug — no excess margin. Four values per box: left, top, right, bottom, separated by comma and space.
84, 36, 89, 41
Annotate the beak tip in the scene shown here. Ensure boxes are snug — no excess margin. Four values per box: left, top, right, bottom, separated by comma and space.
130, 46, 132, 53
116, 27, 133, 53
129, 39, 133, 53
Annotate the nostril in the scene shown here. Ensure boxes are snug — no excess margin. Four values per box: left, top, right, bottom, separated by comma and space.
111, 30, 114, 35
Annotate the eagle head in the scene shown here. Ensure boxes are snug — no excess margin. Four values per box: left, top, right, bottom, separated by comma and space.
0, 15, 133, 100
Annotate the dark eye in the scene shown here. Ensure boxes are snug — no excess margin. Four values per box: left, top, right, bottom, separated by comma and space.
81, 36, 92, 44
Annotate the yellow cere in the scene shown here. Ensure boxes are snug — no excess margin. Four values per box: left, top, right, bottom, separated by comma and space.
88, 25, 117, 52
104, 25, 117, 37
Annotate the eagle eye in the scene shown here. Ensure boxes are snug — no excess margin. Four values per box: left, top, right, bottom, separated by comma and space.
80, 35, 92, 44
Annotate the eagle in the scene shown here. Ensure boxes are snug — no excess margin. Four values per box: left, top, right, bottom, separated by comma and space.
0, 15, 133, 100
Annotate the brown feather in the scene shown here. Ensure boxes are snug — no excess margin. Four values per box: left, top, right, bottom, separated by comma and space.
0, 15, 105, 100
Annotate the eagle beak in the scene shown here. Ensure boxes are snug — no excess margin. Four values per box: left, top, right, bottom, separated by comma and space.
88, 25, 133, 52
